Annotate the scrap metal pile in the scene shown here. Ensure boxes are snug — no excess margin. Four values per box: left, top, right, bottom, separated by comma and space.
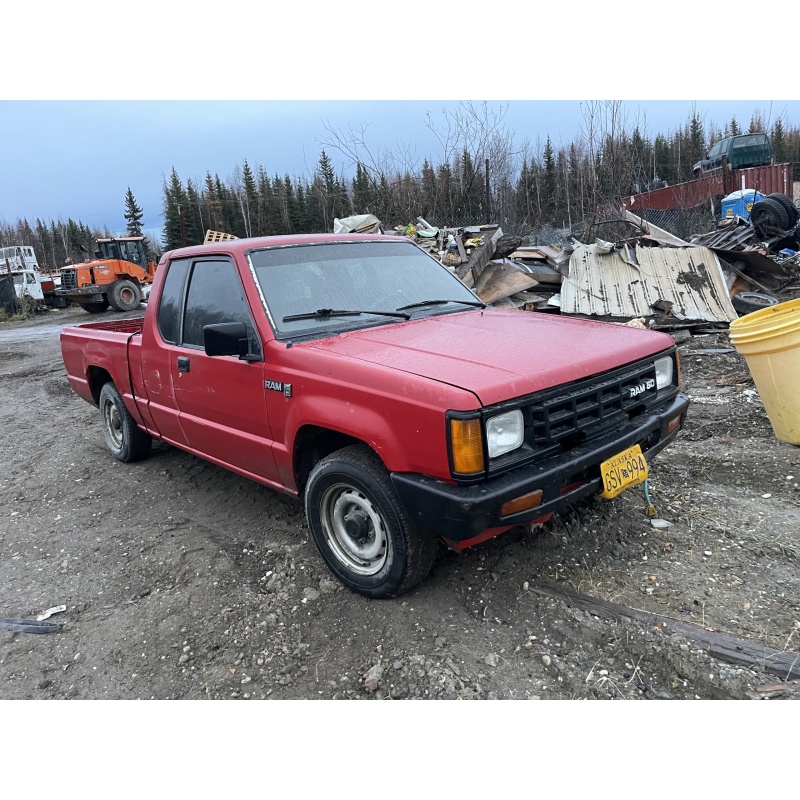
396, 194, 800, 332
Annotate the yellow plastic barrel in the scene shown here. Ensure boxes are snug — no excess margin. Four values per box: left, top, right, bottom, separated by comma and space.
729, 297, 800, 445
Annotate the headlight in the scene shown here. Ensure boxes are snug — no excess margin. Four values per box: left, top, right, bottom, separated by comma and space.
486, 410, 524, 458
654, 356, 674, 389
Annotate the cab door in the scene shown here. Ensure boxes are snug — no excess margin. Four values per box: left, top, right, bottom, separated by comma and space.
171, 256, 280, 485
140, 257, 191, 447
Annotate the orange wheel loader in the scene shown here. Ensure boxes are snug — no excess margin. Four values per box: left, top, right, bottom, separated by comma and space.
56, 237, 157, 313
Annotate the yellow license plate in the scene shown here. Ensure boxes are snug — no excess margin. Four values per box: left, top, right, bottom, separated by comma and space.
600, 444, 648, 500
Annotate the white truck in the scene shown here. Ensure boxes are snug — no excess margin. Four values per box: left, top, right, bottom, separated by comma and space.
0, 245, 55, 306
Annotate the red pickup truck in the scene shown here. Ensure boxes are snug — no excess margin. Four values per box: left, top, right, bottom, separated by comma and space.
61, 234, 688, 597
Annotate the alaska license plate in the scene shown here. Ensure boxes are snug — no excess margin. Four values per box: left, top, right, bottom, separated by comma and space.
600, 444, 649, 500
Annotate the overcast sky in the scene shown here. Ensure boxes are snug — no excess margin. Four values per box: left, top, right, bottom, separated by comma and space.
4, 4, 798, 241
4, 99, 796, 239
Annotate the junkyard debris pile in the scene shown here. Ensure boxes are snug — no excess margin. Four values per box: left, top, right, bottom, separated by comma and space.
397, 200, 800, 331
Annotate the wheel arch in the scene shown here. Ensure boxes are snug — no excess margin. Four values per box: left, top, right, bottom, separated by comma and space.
86, 366, 114, 405
293, 425, 381, 494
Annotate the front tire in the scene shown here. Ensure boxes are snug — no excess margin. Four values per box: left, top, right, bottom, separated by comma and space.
304, 445, 438, 598
108, 279, 141, 312
98, 382, 152, 462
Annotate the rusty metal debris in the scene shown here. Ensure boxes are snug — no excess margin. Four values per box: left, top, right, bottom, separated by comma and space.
383, 195, 800, 334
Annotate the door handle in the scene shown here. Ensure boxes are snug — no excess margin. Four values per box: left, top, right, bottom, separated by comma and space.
177, 356, 190, 373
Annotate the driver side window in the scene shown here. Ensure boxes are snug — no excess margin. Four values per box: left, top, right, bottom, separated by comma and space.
182, 258, 260, 355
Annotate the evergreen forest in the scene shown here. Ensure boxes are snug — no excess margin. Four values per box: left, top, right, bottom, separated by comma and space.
2, 102, 799, 269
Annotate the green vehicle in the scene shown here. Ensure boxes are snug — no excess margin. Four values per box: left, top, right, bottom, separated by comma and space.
693, 132, 773, 175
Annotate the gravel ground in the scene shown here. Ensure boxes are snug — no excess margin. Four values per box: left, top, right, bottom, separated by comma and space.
1, 306, 799, 703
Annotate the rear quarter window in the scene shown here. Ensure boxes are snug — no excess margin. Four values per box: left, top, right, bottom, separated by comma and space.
157, 258, 190, 343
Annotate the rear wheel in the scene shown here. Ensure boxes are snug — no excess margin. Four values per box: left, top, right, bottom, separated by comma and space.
108, 279, 141, 312
304, 445, 438, 598
767, 193, 799, 228
751, 197, 791, 237
98, 382, 152, 462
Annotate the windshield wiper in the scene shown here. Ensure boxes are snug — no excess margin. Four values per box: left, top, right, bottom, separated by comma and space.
283, 308, 411, 323
396, 299, 486, 311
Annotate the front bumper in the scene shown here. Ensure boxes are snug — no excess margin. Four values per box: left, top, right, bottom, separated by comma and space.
56, 287, 106, 303
391, 393, 689, 541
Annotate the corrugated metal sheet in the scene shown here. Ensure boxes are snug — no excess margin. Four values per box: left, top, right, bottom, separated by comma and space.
562, 243, 737, 324
690, 223, 756, 250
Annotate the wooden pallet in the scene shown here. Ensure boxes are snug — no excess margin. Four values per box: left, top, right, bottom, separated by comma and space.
203, 230, 238, 244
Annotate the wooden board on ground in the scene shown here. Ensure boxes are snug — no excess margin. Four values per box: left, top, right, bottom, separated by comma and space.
531, 581, 800, 681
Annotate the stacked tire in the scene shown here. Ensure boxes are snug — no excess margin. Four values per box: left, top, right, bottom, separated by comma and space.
750, 192, 798, 238
767, 193, 799, 227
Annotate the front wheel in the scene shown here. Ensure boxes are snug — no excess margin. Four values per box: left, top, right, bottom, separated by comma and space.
108, 279, 141, 312
98, 382, 152, 462
304, 445, 438, 598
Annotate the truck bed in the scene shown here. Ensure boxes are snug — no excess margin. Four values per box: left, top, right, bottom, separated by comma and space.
66, 316, 145, 335
60, 316, 146, 410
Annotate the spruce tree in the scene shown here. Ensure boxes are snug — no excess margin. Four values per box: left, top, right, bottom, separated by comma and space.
161, 167, 187, 251
185, 179, 204, 245
353, 162, 373, 214
240, 160, 258, 238
284, 176, 302, 233
204, 172, 224, 232
772, 119, 787, 163
515, 159, 533, 225
420, 160, 436, 219
542, 137, 557, 221
123, 187, 145, 237
255, 167, 272, 236
305, 176, 326, 232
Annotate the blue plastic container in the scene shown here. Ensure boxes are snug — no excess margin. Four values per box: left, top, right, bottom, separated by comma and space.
721, 190, 765, 221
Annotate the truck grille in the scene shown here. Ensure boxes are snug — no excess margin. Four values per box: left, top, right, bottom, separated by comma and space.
511, 360, 659, 465
61, 269, 78, 290
482, 359, 663, 475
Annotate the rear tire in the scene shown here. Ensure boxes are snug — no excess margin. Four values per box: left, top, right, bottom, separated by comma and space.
304, 445, 438, 598
751, 197, 791, 237
767, 193, 799, 228
108, 279, 141, 312
98, 382, 152, 462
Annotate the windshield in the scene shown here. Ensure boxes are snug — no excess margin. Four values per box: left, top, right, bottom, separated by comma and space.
732, 134, 768, 148
248, 239, 481, 339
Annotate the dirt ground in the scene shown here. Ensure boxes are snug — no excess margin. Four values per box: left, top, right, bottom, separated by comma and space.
1, 305, 799, 701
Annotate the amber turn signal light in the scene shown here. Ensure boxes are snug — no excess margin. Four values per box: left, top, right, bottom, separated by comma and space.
501, 490, 543, 517
450, 418, 485, 474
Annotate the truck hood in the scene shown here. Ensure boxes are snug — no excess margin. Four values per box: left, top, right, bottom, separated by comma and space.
306, 308, 674, 406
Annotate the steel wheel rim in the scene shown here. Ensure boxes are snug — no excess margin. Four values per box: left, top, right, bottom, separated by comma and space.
119, 286, 136, 305
102, 397, 123, 450
319, 483, 389, 575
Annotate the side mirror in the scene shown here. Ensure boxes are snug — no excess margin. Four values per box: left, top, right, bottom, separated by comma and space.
203, 322, 258, 360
